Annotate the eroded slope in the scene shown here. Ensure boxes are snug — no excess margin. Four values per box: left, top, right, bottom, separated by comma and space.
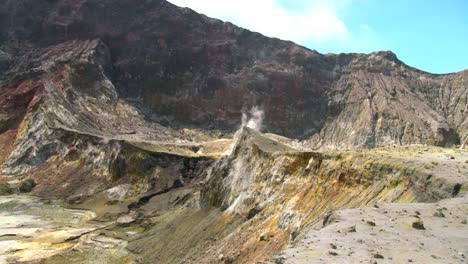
0, 0, 466, 150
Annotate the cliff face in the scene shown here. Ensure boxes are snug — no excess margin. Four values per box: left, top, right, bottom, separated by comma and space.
0, 0, 466, 154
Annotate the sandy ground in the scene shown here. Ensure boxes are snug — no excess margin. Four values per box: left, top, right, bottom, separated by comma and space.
271, 195, 468, 264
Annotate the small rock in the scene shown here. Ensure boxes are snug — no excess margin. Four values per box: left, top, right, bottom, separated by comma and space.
221, 255, 234, 264
116, 211, 138, 226
412, 220, 425, 230
366, 221, 376, 226
373, 253, 384, 259
347, 225, 357, 232
66, 194, 85, 204
330, 243, 337, 249
19, 179, 36, 193
273, 256, 286, 264
329, 251, 338, 256
433, 211, 445, 218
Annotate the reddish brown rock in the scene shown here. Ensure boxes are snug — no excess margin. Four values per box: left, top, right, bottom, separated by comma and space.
0, 0, 466, 151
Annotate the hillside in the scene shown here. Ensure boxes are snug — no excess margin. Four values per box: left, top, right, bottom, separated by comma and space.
0, 0, 466, 263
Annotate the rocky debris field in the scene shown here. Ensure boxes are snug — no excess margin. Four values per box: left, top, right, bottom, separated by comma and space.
271, 196, 468, 264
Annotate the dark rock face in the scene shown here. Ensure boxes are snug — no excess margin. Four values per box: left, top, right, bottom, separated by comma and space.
19, 178, 36, 193
0, 0, 466, 175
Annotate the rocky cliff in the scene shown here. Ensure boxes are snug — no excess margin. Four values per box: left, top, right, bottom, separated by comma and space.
1, 0, 467, 154
0, 0, 467, 263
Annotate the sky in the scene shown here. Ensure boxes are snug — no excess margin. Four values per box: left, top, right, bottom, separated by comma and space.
167, 0, 467, 74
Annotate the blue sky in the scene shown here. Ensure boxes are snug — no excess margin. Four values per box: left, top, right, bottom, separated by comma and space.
168, 0, 467, 74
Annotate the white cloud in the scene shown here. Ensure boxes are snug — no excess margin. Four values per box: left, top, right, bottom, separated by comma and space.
167, 0, 351, 44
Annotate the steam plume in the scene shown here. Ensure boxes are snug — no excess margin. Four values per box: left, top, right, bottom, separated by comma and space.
241, 106, 264, 132
224, 106, 265, 156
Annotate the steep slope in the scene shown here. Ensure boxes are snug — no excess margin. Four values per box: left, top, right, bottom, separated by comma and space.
0, 0, 466, 155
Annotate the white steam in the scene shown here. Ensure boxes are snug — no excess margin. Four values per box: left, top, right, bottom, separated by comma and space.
224, 106, 265, 156
241, 106, 264, 132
